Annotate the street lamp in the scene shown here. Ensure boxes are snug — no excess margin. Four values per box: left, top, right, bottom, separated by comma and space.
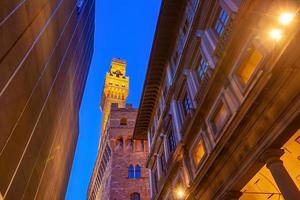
269, 28, 282, 41
279, 12, 294, 25
174, 187, 185, 199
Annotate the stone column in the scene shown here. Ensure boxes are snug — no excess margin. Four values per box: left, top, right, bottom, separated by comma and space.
261, 149, 300, 200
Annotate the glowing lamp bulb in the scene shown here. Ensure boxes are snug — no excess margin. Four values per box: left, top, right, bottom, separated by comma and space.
270, 29, 282, 41
175, 188, 185, 199
279, 12, 294, 25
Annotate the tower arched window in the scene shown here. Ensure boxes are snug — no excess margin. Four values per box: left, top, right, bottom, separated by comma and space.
130, 192, 140, 200
135, 165, 141, 178
128, 165, 135, 178
120, 117, 127, 125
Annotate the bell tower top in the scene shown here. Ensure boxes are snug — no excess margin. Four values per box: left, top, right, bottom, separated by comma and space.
110, 58, 127, 76
100, 58, 129, 135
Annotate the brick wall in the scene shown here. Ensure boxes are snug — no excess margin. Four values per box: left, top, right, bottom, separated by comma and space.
89, 105, 150, 200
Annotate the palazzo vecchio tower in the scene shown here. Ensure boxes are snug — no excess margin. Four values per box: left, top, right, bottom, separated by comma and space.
87, 59, 150, 200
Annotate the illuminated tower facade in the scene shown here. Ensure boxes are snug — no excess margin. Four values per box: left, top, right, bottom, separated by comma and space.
100, 59, 129, 135
87, 59, 150, 200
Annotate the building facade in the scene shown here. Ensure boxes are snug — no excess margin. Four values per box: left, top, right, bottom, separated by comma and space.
0, 0, 94, 199
133, 0, 300, 200
87, 59, 150, 200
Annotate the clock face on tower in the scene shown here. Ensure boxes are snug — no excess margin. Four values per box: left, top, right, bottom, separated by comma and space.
113, 70, 123, 77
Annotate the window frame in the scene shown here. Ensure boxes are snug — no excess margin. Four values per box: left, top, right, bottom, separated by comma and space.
135, 165, 141, 178
182, 92, 193, 116
189, 133, 208, 174
231, 39, 267, 95
213, 7, 229, 37
196, 55, 210, 81
176, 79, 194, 123
207, 93, 232, 141
128, 165, 135, 179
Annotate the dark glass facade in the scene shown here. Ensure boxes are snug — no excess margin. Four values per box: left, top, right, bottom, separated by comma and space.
0, 0, 95, 199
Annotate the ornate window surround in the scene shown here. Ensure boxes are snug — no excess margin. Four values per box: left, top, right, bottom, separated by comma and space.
230, 36, 269, 97
207, 92, 233, 143
188, 130, 208, 175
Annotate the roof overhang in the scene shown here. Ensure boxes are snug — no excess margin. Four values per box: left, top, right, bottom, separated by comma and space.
133, 0, 187, 139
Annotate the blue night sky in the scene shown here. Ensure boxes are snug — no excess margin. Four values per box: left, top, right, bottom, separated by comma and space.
65, 1, 161, 199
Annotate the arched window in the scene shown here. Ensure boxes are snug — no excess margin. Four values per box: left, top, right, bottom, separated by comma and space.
130, 192, 140, 200
120, 117, 127, 125
135, 165, 141, 178
128, 165, 134, 178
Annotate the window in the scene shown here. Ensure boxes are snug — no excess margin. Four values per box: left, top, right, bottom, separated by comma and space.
192, 139, 205, 166
214, 8, 229, 37
210, 98, 231, 137
135, 165, 141, 178
128, 164, 141, 179
130, 193, 141, 200
128, 165, 135, 178
236, 46, 263, 85
168, 127, 177, 153
120, 117, 127, 125
182, 92, 193, 116
197, 56, 209, 80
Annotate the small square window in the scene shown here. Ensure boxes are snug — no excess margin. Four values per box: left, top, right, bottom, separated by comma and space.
236, 46, 263, 85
